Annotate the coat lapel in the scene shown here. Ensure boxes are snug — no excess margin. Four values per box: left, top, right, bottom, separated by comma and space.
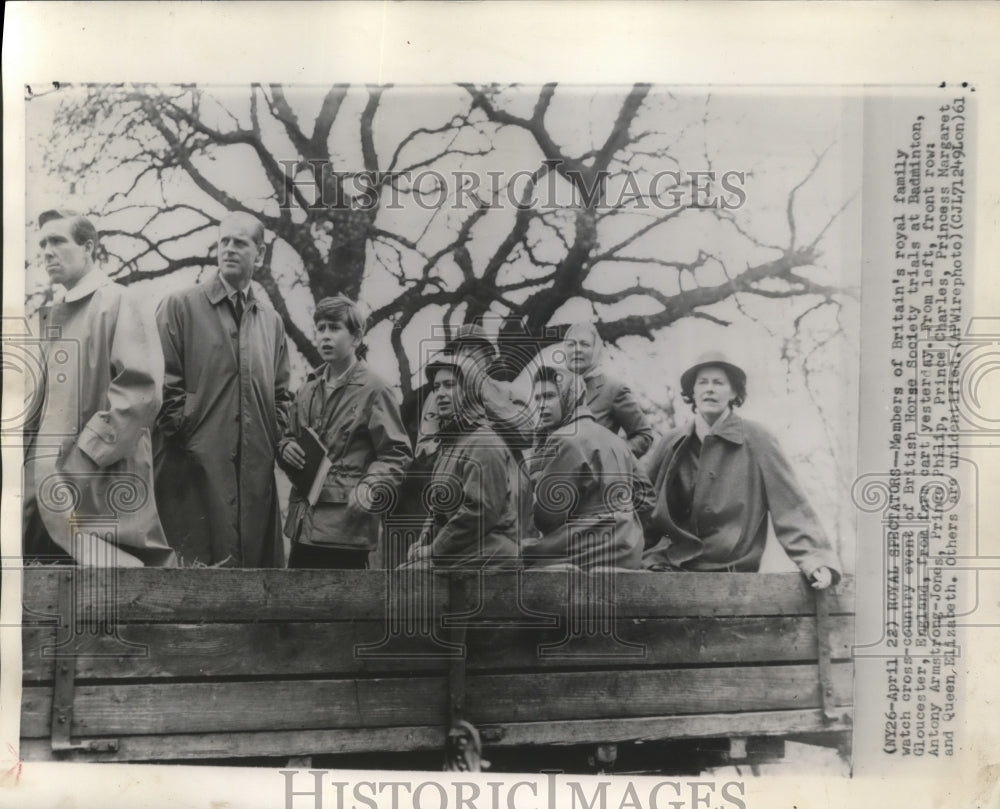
585, 373, 604, 406
204, 274, 240, 364
661, 424, 706, 564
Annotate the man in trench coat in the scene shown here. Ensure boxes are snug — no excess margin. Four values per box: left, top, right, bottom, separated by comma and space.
23, 210, 175, 566
153, 212, 293, 567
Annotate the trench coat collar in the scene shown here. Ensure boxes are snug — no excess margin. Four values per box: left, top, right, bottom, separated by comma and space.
685, 409, 745, 446
584, 371, 604, 404
61, 268, 113, 303
205, 271, 258, 309
694, 408, 732, 443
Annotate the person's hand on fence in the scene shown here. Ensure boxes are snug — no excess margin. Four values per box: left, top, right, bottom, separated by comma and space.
810, 566, 834, 590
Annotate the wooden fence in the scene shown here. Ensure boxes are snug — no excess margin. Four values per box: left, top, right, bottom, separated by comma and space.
20, 569, 853, 763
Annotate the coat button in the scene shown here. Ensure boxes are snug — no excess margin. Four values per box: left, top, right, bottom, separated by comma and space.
704, 506, 712, 513
708, 471, 717, 480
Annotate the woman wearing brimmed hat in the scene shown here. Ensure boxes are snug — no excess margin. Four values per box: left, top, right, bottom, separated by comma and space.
642, 352, 840, 588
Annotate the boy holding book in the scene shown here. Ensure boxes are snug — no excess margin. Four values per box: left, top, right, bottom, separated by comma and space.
278, 296, 412, 568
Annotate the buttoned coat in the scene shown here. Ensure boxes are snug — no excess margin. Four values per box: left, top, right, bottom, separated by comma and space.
641, 412, 841, 579
153, 273, 292, 567
24, 270, 176, 566
584, 372, 655, 458
523, 409, 652, 570
277, 361, 412, 552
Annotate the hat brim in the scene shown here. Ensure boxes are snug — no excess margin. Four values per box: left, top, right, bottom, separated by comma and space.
443, 335, 495, 357
680, 360, 747, 393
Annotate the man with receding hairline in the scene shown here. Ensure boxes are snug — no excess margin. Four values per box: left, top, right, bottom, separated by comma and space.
153, 211, 293, 567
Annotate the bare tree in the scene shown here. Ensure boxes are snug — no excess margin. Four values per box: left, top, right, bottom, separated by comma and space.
30, 82, 855, 400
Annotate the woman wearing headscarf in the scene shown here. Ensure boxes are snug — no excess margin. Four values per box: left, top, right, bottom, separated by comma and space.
562, 322, 655, 458
402, 350, 521, 569
522, 366, 652, 570
642, 352, 840, 588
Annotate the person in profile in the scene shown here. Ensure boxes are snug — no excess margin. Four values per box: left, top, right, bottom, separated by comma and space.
522, 366, 651, 570
402, 352, 521, 569
277, 295, 412, 569
562, 322, 654, 457
153, 212, 292, 567
642, 352, 840, 588
24, 209, 175, 566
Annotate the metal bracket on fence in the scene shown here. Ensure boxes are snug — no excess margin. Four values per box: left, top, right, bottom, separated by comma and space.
50, 572, 119, 754
814, 587, 839, 723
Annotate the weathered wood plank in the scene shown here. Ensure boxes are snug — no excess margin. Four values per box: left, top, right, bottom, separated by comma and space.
482, 572, 854, 618
18, 726, 446, 762
21, 623, 453, 680
22, 615, 853, 681
20, 569, 448, 623
484, 707, 853, 747
20, 663, 851, 738
466, 615, 853, 670
20, 677, 448, 738
16, 708, 851, 762
21, 570, 855, 623
466, 664, 853, 724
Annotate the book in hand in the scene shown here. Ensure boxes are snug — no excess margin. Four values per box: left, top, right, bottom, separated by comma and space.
288, 427, 333, 507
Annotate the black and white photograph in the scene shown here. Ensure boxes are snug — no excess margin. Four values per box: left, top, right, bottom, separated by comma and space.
2, 4, 998, 809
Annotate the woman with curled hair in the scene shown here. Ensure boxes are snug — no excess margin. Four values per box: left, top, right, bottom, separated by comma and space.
277, 295, 412, 569
642, 352, 841, 588
522, 366, 653, 571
